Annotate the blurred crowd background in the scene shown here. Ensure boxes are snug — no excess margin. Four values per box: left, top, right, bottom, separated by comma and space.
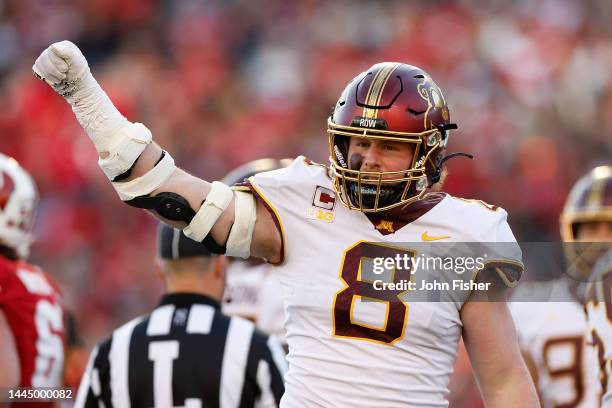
1, 0, 611, 351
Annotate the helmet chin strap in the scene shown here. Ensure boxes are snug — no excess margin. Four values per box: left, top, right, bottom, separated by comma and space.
343, 148, 473, 209
428, 152, 474, 187
440, 152, 474, 162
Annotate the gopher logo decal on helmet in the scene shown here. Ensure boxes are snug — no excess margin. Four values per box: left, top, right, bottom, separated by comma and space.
416, 75, 449, 130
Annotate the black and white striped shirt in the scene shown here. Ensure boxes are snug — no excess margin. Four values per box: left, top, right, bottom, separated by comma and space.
75, 293, 286, 408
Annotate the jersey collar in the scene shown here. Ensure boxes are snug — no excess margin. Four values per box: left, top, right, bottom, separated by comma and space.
158, 293, 221, 309
365, 192, 447, 236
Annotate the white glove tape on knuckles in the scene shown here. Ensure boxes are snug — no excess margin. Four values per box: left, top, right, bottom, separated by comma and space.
98, 122, 153, 180
112, 152, 176, 201
183, 182, 233, 242
226, 191, 257, 259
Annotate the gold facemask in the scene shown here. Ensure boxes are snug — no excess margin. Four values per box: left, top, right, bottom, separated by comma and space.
327, 118, 445, 213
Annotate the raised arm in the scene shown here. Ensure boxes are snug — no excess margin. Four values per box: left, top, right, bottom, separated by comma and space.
32, 41, 281, 263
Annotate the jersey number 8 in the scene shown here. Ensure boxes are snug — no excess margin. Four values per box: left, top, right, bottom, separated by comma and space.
332, 242, 413, 345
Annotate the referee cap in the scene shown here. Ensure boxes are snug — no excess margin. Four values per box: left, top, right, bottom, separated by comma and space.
157, 223, 212, 260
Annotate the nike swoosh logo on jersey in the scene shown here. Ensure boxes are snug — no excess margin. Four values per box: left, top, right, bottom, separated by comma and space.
421, 231, 450, 241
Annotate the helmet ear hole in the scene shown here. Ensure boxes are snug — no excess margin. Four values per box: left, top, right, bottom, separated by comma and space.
571, 223, 579, 240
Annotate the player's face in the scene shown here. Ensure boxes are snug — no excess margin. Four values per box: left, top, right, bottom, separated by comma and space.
347, 137, 415, 178
575, 221, 612, 242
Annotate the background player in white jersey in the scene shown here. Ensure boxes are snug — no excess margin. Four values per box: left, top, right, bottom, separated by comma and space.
586, 249, 612, 407
510, 263, 601, 405
33, 41, 539, 407
0, 153, 65, 408
508, 166, 610, 407
564, 165, 612, 406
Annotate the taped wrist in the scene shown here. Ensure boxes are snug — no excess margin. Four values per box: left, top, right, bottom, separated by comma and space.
112, 151, 176, 201
225, 191, 257, 259
183, 181, 234, 242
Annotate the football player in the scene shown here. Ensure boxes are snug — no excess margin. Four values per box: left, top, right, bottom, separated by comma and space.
564, 165, 612, 406
586, 250, 612, 407
33, 41, 539, 407
221, 158, 291, 343
0, 153, 65, 407
509, 168, 608, 407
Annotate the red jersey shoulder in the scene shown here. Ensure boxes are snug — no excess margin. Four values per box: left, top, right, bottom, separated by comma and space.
0, 255, 65, 393
0, 256, 62, 301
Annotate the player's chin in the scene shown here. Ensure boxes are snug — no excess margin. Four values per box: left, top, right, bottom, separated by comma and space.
347, 181, 405, 207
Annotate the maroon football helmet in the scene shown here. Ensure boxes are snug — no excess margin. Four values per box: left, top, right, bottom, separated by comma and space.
560, 165, 612, 279
328, 62, 456, 212
561, 165, 612, 241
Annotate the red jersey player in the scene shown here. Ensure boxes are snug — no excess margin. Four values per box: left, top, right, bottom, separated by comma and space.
0, 153, 65, 407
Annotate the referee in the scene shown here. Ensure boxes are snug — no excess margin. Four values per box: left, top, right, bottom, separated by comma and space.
75, 224, 286, 408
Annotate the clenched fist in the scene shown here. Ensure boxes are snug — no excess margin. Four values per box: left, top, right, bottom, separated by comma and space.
32, 40, 90, 97
32, 40, 153, 181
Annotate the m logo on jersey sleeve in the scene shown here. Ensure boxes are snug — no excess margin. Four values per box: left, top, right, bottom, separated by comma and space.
312, 186, 336, 210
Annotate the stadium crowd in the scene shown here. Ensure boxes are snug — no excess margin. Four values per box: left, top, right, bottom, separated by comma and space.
0, 0, 611, 345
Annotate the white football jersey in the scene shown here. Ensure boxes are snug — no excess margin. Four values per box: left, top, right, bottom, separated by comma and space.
248, 157, 523, 408
510, 279, 601, 408
585, 249, 612, 407
222, 261, 268, 320
222, 260, 287, 342
257, 270, 288, 342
